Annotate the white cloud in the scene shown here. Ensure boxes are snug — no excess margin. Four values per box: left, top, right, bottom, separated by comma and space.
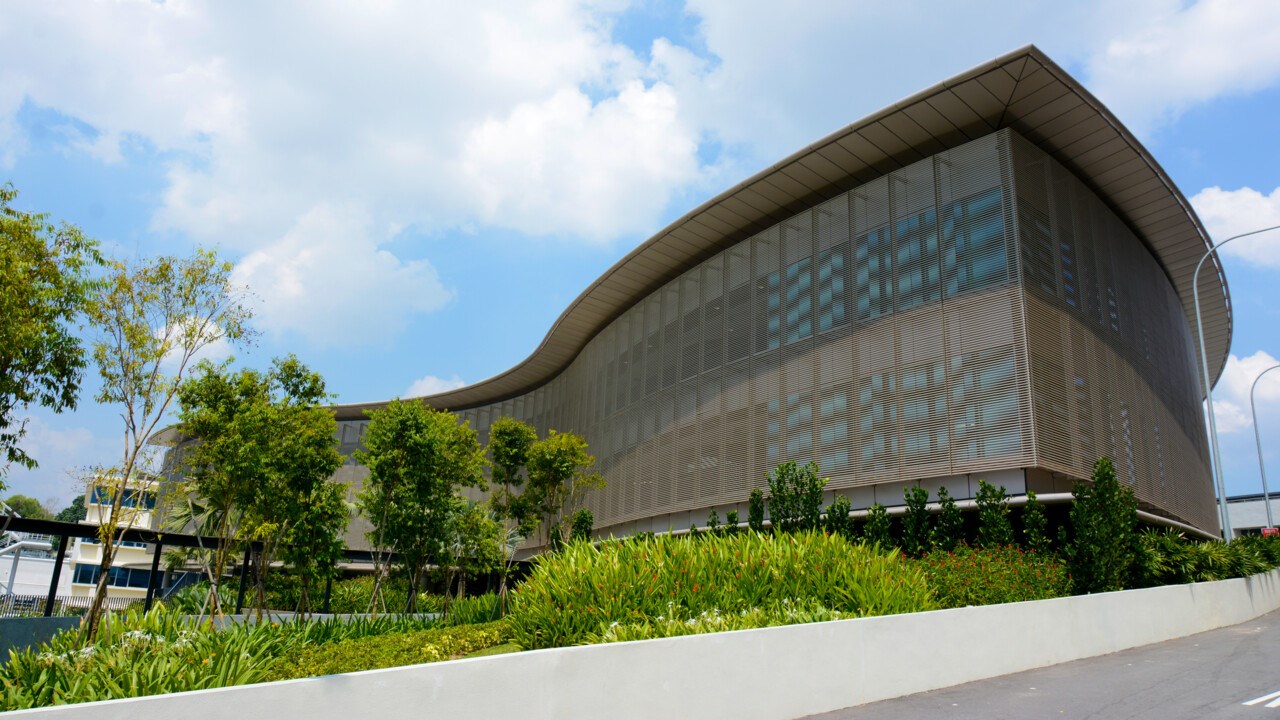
231, 203, 453, 347
1210, 350, 1280, 433
1189, 186, 1280, 267
405, 374, 468, 398
3, 414, 108, 506
1085, 0, 1280, 136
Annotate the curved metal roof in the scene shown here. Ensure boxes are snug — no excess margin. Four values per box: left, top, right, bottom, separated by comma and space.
334, 45, 1231, 421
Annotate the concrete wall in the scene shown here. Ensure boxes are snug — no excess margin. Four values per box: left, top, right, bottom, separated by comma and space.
11, 569, 1280, 720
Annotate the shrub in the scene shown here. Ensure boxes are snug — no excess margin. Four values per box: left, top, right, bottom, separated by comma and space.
931, 486, 963, 551
766, 461, 827, 532
901, 486, 931, 557
825, 495, 852, 538
1021, 491, 1051, 554
265, 621, 509, 681
599, 600, 851, 643
863, 503, 893, 548
506, 532, 933, 649
1067, 457, 1137, 593
1134, 531, 1280, 587
920, 545, 1070, 609
975, 480, 1013, 548
747, 488, 766, 533
706, 509, 721, 533
570, 509, 594, 541
724, 509, 740, 535
327, 575, 444, 615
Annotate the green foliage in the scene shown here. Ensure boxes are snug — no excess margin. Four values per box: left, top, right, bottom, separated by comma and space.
83, 246, 254, 637
442, 502, 504, 602
525, 430, 604, 545
824, 495, 852, 538
931, 486, 963, 551
1067, 457, 1138, 593
706, 509, 720, 533
445, 593, 505, 626
486, 417, 538, 531
177, 355, 347, 614
747, 488, 766, 533
506, 532, 933, 649
724, 509, 740, 535
55, 495, 87, 524
862, 503, 893, 548
599, 600, 853, 643
765, 461, 827, 533
975, 480, 1013, 548
919, 545, 1071, 609
901, 486, 931, 557
265, 621, 509, 681
570, 508, 594, 541
324, 576, 443, 615
0, 183, 103, 482
159, 582, 237, 616
3, 494, 52, 519
1021, 491, 1051, 554
0, 608, 450, 709
1133, 531, 1280, 587
355, 400, 485, 612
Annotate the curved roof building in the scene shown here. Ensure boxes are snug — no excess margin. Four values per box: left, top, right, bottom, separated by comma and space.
329, 46, 1228, 539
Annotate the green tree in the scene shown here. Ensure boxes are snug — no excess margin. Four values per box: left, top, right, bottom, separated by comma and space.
355, 400, 485, 612
176, 356, 344, 617
570, 508, 594, 541
0, 183, 103, 484
705, 509, 721, 534
901, 486, 931, 557
525, 430, 604, 547
765, 461, 827, 533
1067, 457, 1138, 593
931, 486, 964, 551
442, 501, 503, 609
747, 488, 766, 533
1021, 490, 1051, 554
54, 495, 87, 524
975, 480, 1014, 548
485, 417, 538, 603
3, 494, 52, 520
863, 503, 893, 548
825, 495, 852, 538
724, 509, 740, 535
83, 247, 253, 638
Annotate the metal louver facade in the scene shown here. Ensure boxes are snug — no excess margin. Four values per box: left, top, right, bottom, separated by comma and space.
332, 127, 1217, 539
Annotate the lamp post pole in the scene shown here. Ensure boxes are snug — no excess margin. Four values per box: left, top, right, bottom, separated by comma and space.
1250, 363, 1280, 531
1194, 224, 1280, 541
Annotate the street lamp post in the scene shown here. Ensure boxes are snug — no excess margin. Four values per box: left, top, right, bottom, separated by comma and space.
1193, 224, 1280, 542
1250, 363, 1280, 531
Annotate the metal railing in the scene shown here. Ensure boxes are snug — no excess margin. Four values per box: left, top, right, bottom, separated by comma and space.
0, 593, 143, 619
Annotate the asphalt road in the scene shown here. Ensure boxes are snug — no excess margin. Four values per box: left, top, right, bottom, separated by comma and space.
805, 609, 1280, 720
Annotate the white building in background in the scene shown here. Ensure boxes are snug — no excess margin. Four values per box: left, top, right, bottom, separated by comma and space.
69, 477, 160, 601
1227, 494, 1280, 536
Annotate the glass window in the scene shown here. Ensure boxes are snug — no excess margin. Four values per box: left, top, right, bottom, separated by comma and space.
785, 257, 812, 344
817, 243, 849, 333
949, 347, 1021, 461
894, 208, 940, 311
855, 226, 893, 321
943, 187, 1007, 297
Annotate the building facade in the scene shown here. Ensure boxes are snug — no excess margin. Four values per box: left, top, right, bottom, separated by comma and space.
325, 47, 1230, 542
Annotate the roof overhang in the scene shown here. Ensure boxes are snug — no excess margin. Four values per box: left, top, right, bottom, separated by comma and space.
334, 45, 1231, 420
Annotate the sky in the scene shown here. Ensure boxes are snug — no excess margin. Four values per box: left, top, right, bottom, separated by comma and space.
2, 0, 1280, 512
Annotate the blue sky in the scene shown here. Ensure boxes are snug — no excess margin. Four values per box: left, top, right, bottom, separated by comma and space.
3, 0, 1279, 510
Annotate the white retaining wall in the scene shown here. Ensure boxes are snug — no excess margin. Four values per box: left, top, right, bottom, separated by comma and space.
11, 568, 1280, 719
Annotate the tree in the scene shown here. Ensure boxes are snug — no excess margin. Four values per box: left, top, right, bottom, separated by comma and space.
1067, 457, 1138, 593
442, 501, 503, 610
524, 430, 604, 546
747, 488, 766, 533
54, 495, 87, 524
355, 400, 485, 612
0, 183, 103, 485
1021, 490, 1051, 554
706, 509, 720, 534
901, 486, 931, 557
765, 461, 827, 533
3, 494, 52, 520
485, 417, 538, 604
82, 247, 253, 638
724, 509, 740, 535
175, 355, 344, 617
975, 480, 1013, 548
570, 508, 594, 542
931, 486, 963, 551
863, 503, 893, 548
825, 495, 852, 538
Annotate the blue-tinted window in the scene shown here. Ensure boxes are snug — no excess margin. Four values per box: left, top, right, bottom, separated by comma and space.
943, 187, 1007, 297
894, 208, 940, 311
817, 243, 849, 333
855, 227, 893, 321
785, 257, 813, 344
755, 271, 781, 353
949, 347, 1021, 461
